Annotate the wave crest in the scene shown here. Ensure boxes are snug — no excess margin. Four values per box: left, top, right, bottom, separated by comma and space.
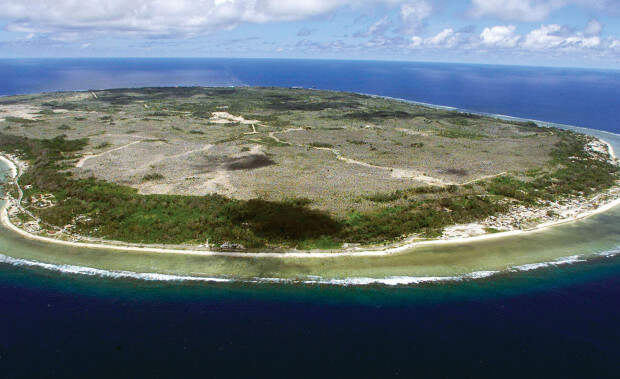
1, 247, 619, 286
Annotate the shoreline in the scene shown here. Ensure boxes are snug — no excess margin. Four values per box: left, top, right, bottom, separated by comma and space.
1, 136, 619, 259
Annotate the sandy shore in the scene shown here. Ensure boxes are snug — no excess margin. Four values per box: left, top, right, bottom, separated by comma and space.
1, 142, 619, 259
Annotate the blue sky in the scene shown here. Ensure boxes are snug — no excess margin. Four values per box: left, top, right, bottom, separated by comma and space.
0, 0, 619, 68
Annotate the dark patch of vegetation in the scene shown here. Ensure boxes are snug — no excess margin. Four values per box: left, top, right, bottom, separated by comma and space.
296, 235, 341, 250
148, 111, 171, 117
365, 185, 455, 203
0, 98, 27, 105
143, 138, 168, 143
225, 155, 275, 170
439, 129, 487, 139
484, 227, 501, 233
142, 173, 165, 181
343, 195, 508, 242
0, 132, 87, 162
189, 130, 204, 134
99, 116, 113, 121
364, 191, 403, 203
58, 124, 71, 130
95, 142, 110, 149
74, 117, 87, 121
42, 102, 83, 111
444, 168, 469, 177
265, 100, 357, 112
450, 112, 482, 120
347, 139, 367, 145
335, 109, 416, 121
410, 142, 424, 148
309, 142, 333, 148
5, 117, 37, 124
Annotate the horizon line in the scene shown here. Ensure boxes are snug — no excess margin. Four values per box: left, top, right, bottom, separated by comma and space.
0, 56, 618, 71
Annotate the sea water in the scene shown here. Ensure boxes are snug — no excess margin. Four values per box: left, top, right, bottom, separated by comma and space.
1, 59, 620, 377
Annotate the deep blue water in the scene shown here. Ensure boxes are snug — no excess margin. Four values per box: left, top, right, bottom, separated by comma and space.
3, 259, 620, 378
0, 58, 618, 133
1, 58, 620, 378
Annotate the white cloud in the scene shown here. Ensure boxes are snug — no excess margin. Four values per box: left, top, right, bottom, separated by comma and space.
410, 28, 463, 48
470, 0, 620, 22
426, 28, 457, 47
0, 0, 414, 39
480, 25, 520, 47
572, 0, 620, 15
400, 0, 432, 33
584, 19, 602, 36
367, 16, 391, 37
470, 0, 566, 22
521, 24, 566, 49
521, 24, 603, 50
407, 20, 614, 54
409, 35, 423, 47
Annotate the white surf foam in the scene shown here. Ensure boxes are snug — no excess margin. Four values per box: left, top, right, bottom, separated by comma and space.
0, 253, 233, 283
2, 247, 620, 287
302, 270, 500, 286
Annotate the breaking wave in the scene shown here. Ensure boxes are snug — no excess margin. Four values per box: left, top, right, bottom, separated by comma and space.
2, 246, 619, 287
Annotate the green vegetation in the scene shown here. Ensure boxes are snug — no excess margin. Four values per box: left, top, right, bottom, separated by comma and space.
309, 142, 334, 148
344, 195, 508, 241
148, 111, 171, 117
439, 129, 487, 139
5, 116, 37, 124
484, 227, 501, 233
142, 173, 165, 181
484, 132, 618, 204
336, 109, 415, 121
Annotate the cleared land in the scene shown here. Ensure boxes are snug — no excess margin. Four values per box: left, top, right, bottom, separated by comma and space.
0, 87, 617, 250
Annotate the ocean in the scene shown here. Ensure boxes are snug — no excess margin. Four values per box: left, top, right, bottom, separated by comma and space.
1, 58, 620, 378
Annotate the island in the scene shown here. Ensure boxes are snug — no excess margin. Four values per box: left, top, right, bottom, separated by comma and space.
0, 87, 618, 255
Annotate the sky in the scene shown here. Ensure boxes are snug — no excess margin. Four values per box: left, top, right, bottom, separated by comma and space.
0, 0, 619, 68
